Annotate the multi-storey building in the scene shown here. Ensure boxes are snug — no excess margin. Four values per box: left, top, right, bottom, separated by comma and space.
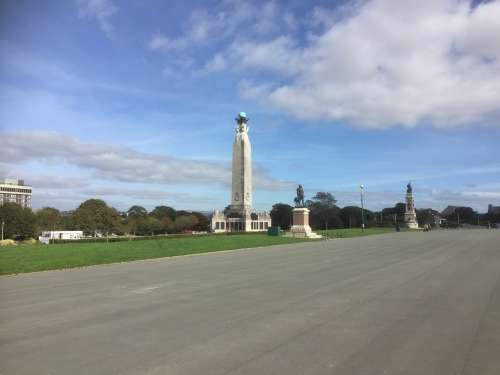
0, 178, 33, 209
488, 204, 500, 214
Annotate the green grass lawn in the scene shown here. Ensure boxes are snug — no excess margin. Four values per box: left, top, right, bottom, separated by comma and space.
0, 228, 415, 276
0, 235, 314, 276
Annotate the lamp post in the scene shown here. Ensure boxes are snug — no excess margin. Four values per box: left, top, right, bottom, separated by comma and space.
395, 213, 397, 223
1, 218, 4, 246
360, 184, 364, 233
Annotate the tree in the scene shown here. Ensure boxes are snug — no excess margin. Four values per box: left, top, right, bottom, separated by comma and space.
174, 216, 193, 232
70, 208, 96, 236
188, 220, 210, 232
190, 211, 207, 221
69, 199, 110, 236
149, 206, 176, 221
187, 214, 199, 226
305, 192, 339, 230
138, 217, 163, 235
270, 203, 293, 229
35, 207, 65, 235
454, 206, 475, 225
0, 202, 36, 240
127, 205, 148, 219
99, 206, 121, 241
78, 199, 108, 215
416, 208, 439, 227
339, 206, 362, 228
222, 205, 231, 214
161, 217, 175, 234
394, 203, 406, 219
128, 216, 145, 235
379, 203, 407, 226
70, 199, 120, 237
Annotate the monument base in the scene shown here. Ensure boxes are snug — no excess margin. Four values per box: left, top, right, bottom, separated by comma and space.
405, 222, 419, 229
284, 208, 322, 239
210, 209, 272, 232
404, 212, 419, 229
404, 191, 419, 228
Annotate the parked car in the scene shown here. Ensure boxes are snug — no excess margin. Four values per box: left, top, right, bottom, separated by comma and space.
492, 223, 500, 228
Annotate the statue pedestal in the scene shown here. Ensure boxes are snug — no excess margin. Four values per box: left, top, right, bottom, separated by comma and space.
404, 192, 419, 228
284, 208, 322, 239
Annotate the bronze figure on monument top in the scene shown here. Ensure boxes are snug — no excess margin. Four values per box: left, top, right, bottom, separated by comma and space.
294, 184, 305, 207
407, 182, 412, 194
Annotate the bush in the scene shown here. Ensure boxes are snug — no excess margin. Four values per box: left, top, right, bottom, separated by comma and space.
1, 239, 18, 246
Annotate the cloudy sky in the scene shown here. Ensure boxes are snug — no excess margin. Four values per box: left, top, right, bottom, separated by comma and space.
1, 0, 499, 214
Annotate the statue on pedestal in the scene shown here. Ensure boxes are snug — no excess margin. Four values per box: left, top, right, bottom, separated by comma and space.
294, 184, 305, 207
407, 183, 412, 194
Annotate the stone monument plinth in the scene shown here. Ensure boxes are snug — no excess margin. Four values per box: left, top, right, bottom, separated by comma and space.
285, 207, 322, 239
404, 183, 419, 229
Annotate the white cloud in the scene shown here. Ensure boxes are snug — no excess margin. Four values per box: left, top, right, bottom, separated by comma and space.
147, 1, 289, 53
145, 1, 500, 129
196, 53, 227, 75
239, 0, 500, 129
148, 5, 254, 52
283, 12, 298, 30
76, 0, 118, 38
0, 131, 294, 191
229, 36, 302, 75
77, 186, 212, 203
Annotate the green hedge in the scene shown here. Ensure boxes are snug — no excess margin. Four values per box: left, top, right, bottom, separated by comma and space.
50, 231, 269, 244
226, 231, 268, 236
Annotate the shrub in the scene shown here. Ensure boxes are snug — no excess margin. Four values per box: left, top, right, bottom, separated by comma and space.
1, 239, 18, 246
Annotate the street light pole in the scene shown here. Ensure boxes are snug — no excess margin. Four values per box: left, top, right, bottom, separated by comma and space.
395, 213, 397, 223
360, 184, 364, 233
1, 218, 4, 247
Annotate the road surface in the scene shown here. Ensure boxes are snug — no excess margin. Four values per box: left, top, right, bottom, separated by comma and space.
1, 229, 499, 374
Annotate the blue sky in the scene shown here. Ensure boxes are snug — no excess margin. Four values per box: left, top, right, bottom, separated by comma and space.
1, 0, 499, 214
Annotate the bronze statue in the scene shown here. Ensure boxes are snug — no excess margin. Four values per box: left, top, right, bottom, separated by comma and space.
407, 182, 412, 194
294, 184, 305, 207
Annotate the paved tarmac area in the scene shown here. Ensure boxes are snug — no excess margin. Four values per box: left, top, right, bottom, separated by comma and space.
1, 230, 499, 375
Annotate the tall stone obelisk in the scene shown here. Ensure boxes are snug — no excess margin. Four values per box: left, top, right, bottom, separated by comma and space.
227, 112, 256, 216
210, 112, 271, 232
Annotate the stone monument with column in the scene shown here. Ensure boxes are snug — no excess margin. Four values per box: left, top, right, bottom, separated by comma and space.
404, 183, 419, 228
284, 185, 322, 238
210, 112, 272, 232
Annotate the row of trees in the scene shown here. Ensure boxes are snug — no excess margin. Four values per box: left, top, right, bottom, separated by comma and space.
123, 204, 209, 236
0, 199, 210, 240
270, 192, 378, 231
269, 192, 495, 230
2, 196, 498, 240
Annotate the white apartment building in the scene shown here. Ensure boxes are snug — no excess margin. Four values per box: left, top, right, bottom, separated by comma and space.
0, 178, 33, 209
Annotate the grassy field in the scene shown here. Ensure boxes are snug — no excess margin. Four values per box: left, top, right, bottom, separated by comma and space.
0, 228, 415, 276
0, 235, 315, 276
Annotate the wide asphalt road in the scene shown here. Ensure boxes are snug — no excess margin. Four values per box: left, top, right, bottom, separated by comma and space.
1, 229, 499, 375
